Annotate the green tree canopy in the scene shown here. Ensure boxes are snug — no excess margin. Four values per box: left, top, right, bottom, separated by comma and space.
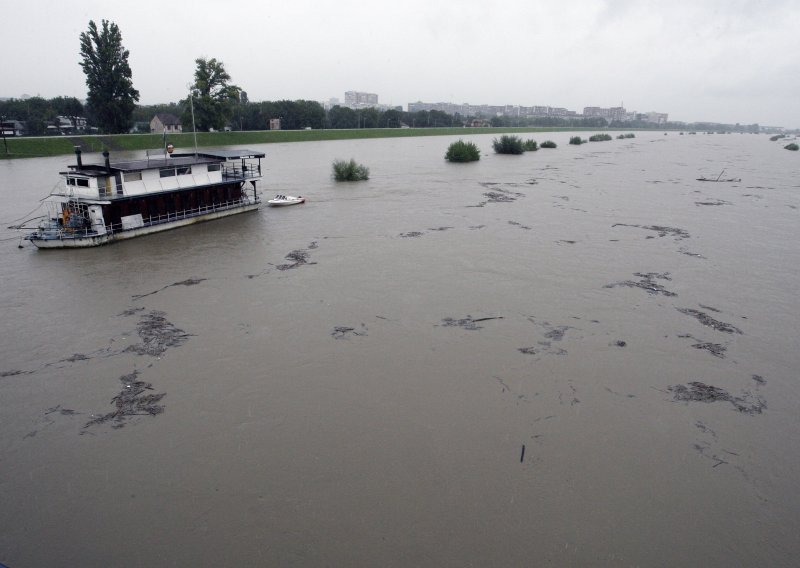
184, 57, 241, 132
79, 20, 139, 133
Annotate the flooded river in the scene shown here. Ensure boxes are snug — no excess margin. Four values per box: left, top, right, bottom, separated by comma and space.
1, 131, 799, 566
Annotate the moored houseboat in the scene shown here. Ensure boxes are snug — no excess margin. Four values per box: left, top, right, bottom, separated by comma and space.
25, 146, 265, 248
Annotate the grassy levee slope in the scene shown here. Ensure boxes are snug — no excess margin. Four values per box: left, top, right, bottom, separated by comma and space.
0, 126, 596, 159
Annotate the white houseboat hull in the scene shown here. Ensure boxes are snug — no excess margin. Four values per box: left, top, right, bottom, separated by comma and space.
29, 202, 260, 248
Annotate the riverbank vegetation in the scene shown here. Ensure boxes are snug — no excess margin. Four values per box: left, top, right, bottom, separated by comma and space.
522, 139, 539, 151
332, 159, 370, 181
445, 140, 481, 162
493, 135, 525, 155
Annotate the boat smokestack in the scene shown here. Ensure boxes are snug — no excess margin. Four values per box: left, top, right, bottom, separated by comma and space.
75, 147, 83, 169
103, 150, 111, 173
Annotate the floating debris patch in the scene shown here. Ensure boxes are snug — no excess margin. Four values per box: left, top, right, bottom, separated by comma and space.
668, 381, 765, 415
691, 341, 727, 358
678, 247, 707, 259
612, 223, 690, 240
331, 324, 368, 339
277, 249, 313, 270
400, 231, 424, 238
84, 370, 166, 430
1, 369, 32, 378
119, 307, 145, 317
484, 191, 517, 203
132, 277, 208, 300
605, 272, 677, 296
440, 315, 504, 331
677, 308, 743, 334
508, 221, 532, 230
695, 199, 731, 206
125, 310, 192, 356
470, 184, 524, 207
61, 353, 91, 363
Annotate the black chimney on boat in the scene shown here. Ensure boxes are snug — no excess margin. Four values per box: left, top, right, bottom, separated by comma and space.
103, 150, 111, 173
75, 146, 83, 169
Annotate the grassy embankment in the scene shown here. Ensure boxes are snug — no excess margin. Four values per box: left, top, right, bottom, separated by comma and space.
0, 126, 607, 159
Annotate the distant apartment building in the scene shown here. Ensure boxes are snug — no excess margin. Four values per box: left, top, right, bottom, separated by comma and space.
642, 111, 669, 124
408, 101, 576, 119
583, 106, 628, 122
344, 91, 379, 109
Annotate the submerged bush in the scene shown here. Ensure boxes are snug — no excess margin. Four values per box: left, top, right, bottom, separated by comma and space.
569, 136, 585, 145
785, 143, 799, 151
540, 140, 557, 148
522, 139, 539, 151
589, 133, 613, 142
445, 139, 481, 162
770, 134, 786, 141
492, 135, 524, 154
624, 133, 636, 138
332, 159, 370, 181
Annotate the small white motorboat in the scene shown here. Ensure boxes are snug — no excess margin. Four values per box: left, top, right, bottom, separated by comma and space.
267, 194, 306, 206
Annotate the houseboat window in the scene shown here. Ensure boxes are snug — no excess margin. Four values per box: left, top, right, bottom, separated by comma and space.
66, 178, 76, 186
207, 164, 221, 172
124, 172, 142, 182
76, 178, 90, 187
160, 168, 176, 178
176, 166, 192, 176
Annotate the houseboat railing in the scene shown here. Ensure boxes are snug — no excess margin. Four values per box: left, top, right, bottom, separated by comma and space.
222, 162, 261, 180
31, 196, 259, 241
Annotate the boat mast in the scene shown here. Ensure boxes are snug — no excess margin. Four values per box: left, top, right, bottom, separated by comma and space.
189, 93, 198, 156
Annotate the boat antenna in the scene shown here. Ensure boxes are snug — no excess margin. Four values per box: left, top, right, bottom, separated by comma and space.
716, 169, 725, 181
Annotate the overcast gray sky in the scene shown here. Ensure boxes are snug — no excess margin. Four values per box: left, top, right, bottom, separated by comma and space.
6, 0, 799, 127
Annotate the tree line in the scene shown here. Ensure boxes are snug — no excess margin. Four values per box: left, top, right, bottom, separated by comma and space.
2, 18, 765, 136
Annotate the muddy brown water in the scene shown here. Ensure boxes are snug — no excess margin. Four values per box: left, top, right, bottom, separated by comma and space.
1, 132, 799, 566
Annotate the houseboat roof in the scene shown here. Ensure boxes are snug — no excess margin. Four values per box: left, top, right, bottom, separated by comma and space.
64, 149, 266, 177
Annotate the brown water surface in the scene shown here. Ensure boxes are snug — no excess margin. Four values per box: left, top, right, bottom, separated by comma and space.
1, 131, 799, 566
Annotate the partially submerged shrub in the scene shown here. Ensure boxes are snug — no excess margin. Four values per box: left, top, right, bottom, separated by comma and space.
540, 140, 557, 148
569, 136, 585, 145
589, 133, 613, 142
522, 139, 539, 151
445, 139, 481, 162
332, 158, 370, 181
624, 133, 635, 138
492, 135, 524, 154
785, 143, 799, 151
770, 134, 786, 141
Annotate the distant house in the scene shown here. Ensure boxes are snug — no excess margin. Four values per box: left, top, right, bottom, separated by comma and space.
150, 113, 182, 134
1, 119, 26, 137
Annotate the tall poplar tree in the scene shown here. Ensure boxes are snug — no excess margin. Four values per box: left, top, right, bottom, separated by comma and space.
79, 19, 139, 133
184, 57, 240, 132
